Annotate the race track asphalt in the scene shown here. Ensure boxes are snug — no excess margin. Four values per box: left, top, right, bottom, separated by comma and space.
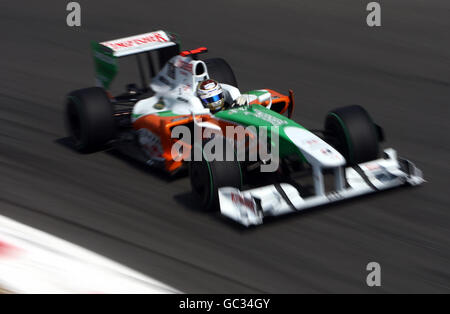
0, 0, 449, 293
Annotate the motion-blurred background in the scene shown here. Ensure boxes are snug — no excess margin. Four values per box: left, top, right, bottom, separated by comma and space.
0, 0, 449, 292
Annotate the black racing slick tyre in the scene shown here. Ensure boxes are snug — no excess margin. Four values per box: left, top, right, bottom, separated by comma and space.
189, 141, 243, 211
204, 58, 238, 88
65, 87, 115, 153
325, 105, 380, 165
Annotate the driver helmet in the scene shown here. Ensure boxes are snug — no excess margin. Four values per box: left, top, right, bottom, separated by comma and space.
197, 79, 225, 112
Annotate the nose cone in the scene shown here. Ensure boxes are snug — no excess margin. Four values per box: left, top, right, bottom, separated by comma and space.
283, 126, 346, 168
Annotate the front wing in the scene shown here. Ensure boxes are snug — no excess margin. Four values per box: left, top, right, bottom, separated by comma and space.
218, 148, 424, 227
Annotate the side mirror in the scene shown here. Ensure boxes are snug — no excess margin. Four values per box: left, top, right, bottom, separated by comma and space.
258, 93, 272, 109
196, 121, 222, 131
192, 111, 222, 131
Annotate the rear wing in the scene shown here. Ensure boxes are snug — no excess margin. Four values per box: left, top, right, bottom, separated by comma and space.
91, 30, 180, 89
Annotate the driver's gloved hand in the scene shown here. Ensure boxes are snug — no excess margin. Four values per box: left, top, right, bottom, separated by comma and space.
232, 95, 248, 107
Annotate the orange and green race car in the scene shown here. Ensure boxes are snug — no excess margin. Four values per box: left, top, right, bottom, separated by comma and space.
65, 30, 424, 226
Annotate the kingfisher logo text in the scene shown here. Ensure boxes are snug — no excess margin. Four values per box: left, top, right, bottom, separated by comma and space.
103, 33, 169, 51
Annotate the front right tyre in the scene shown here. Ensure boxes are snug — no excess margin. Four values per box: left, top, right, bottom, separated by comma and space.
189, 141, 243, 211
204, 58, 238, 88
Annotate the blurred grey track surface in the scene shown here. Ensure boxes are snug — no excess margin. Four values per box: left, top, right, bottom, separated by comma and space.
0, 0, 449, 293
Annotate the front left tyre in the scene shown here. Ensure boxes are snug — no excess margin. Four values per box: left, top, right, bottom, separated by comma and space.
189, 140, 243, 211
65, 87, 116, 153
324, 104, 380, 165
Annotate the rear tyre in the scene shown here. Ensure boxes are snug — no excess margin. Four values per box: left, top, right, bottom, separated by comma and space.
204, 58, 238, 87
65, 87, 115, 153
189, 141, 243, 211
325, 105, 380, 165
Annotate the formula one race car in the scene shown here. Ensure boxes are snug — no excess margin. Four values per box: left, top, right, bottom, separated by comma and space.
65, 30, 424, 226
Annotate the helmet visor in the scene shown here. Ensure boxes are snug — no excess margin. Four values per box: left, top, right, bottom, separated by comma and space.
201, 93, 223, 104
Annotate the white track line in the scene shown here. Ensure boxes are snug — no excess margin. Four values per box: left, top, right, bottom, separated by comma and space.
0, 215, 180, 294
